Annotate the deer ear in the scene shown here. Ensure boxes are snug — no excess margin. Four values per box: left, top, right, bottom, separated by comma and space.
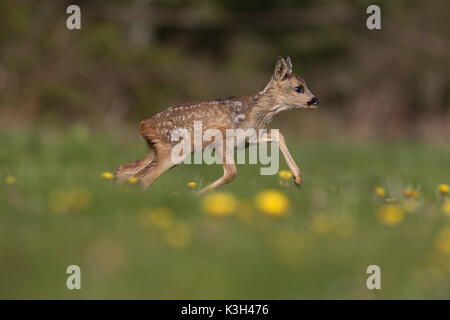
274, 56, 289, 81
285, 56, 293, 73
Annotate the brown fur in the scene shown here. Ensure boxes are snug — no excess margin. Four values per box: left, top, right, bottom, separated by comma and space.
115, 56, 319, 194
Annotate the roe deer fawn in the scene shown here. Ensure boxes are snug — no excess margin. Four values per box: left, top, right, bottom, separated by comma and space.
115, 56, 319, 194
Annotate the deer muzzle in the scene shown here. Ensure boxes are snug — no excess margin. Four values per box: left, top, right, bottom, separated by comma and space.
307, 97, 319, 106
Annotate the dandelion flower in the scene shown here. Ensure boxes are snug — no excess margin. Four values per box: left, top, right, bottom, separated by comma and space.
69, 187, 91, 211
375, 186, 386, 197
48, 189, 70, 214
435, 227, 450, 254
278, 170, 293, 180
187, 182, 197, 189
165, 222, 192, 248
101, 172, 114, 180
402, 199, 418, 213
403, 188, 419, 199
6, 176, 16, 185
442, 200, 450, 216
278, 179, 289, 187
137, 207, 174, 229
48, 187, 91, 214
438, 184, 449, 195
335, 219, 355, 237
202, 192, 236, 216
312, 214, 335, 234
150, 207, 174, 229
378, 204, 404, 226
268, 229, 304, 265
255, 190, 289, 216
128, 176, 138, 184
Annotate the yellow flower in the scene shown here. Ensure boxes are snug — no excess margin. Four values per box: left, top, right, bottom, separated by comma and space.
438, 184, 449, 195
48, 189, 69, 214
435, 227, 450, 254
402, 199, 418, 213
150, 207, 174, 229
279, 179, 286, 187
403, 188, 419, 199
312, 214, 335, 234
69, 187, 91, 211
6, 176, 16, 184
255, 190, 289, 216
278, 170, 292, 180
334, 219, 355, 237
137, 207, 174, 229
442, 200, 450, 216
165, 222, 192, 248
101, 172, 114, 180
128, 176, 138, 184
202, 192, 236, 216
378, 205, 404, 226
187, 182, 197, 189
268, 228, 304, 265
48, 187, 91, 214
375, 186, 386, 197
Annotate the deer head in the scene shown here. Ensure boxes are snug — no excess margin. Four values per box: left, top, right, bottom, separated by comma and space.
262, 56, 319, 113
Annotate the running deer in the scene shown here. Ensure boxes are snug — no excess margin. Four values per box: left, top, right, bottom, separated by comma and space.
115, 56, 319, 194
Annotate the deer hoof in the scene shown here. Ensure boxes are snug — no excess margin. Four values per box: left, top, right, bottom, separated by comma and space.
294, 175, 302, 187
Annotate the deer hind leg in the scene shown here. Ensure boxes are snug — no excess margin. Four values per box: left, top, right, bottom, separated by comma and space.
115, 148, 155, 184
134, 148, 175, 189
196, 163, 237, 195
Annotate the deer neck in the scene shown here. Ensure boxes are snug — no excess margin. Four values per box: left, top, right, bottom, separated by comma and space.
245, 86, 283, 129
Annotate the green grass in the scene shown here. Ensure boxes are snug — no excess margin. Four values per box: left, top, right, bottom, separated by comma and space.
1, 126, 449, 299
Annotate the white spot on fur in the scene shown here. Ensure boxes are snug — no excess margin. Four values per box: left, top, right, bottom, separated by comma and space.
233, 113, 246, 124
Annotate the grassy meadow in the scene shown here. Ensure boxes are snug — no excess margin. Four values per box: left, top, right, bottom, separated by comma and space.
1, 126, 449, 299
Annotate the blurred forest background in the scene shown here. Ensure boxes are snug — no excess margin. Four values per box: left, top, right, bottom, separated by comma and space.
1, 0, 450, 300
0, 0, 449, 140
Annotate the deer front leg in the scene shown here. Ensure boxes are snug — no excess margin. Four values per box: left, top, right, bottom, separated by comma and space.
196, 163, 237, 195
261, 130, 302, 187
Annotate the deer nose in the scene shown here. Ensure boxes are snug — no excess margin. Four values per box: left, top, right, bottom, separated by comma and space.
307, 97, 319, 106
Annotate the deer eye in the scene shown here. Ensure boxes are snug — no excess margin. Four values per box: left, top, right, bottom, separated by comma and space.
295, 86, 304, 93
